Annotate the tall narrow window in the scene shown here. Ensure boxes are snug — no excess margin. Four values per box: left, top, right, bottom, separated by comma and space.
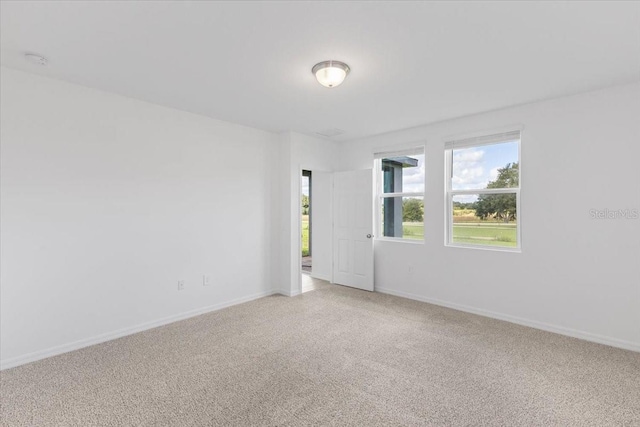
375, 147, 425, 241
445, 130, 521, 250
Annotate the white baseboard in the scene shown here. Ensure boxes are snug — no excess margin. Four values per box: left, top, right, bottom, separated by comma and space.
0, 289, 279, 371
375, 287, 640, 353
277, 288, 301, 297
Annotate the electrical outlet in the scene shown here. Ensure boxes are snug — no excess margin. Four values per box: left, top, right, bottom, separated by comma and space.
203, 275, 210, 286
178, 280, 185, 291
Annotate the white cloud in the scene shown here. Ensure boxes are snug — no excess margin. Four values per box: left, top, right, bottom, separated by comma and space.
455, 150, 484, 163
488, 167, 500, 182
451, 148, 495, 190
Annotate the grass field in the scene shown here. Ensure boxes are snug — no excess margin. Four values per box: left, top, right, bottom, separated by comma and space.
301, 216, 310, 256
451, 208, 516, 247
401, 221, 516, 246
402, 223, 424, 240
302, 212, 516, 252
452, 222, 516, 247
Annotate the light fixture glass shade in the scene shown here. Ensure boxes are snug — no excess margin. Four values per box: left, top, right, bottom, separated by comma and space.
312, 60, 350, 88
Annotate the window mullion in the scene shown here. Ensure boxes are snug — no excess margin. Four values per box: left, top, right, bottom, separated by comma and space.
450, 188, 519, 196
380, 192, 424, 198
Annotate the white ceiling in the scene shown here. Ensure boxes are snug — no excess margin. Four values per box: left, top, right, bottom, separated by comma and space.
2, 1, 639, 142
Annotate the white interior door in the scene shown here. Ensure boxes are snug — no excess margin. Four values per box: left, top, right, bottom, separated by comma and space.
333, 169, 374, 291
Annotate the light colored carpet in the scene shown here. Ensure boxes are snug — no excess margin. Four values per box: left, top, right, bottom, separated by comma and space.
1, 282, 639, 426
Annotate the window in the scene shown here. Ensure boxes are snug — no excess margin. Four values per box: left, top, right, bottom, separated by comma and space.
445, 130, 521, 250
375, 147, 425, 241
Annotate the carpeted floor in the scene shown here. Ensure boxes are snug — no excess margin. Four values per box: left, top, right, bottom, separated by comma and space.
1, 282, 639, 426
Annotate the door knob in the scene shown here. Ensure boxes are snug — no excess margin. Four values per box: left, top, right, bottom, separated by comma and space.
366, 234, 373, 238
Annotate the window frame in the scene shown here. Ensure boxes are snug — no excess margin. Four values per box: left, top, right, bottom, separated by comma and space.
444, 129, 522, 252
374, 146, 426, 243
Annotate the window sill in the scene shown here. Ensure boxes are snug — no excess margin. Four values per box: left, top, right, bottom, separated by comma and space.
375, 237, 425, 245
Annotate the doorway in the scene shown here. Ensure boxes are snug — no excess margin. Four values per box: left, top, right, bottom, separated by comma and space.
298, 169, 335, 294
301, 170, 312, 274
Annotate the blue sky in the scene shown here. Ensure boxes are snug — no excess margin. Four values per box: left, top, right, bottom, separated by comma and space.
452, 141, 519, 191
300, 141, 518, 200
398, 141, 518, 195
451, 141, 519, 203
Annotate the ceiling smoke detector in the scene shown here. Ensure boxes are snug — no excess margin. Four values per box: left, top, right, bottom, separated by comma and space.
24, 53, 48, 66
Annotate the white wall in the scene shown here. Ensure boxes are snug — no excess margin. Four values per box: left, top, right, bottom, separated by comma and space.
336, 83, 640, 350
0, 67, 278, 368
2, 66, 637, 371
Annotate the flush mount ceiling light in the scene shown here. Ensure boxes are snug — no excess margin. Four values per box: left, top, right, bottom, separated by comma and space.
312, 60, 350, 88
24, 53, 48, 66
